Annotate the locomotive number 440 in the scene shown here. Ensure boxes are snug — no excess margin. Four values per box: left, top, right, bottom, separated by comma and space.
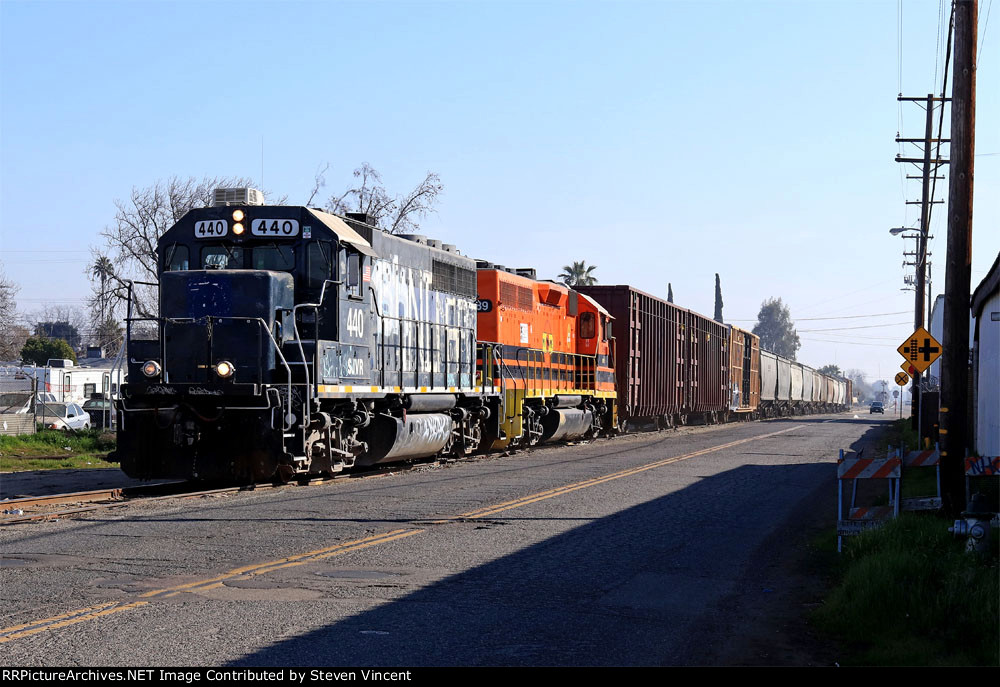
194, 220, 228, 237
346, 308, 365, 338
251, 219, 300, 237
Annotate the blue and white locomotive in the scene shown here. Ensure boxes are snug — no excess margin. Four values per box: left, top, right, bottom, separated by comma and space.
115, 188, 498, 482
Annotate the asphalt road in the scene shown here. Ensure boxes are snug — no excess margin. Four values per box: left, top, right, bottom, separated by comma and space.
0, 412, 888, 666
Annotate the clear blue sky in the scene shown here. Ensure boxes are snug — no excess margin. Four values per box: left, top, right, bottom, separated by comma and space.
1, 0, 997, 387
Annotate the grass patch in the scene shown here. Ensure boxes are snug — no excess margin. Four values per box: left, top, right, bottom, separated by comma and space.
0, 429, 116, 472
814, 514, 999, 666
900, 467, 940, 500
877, 418, 921, 455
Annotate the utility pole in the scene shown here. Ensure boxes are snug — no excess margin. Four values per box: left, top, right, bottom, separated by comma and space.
941, 0, 977, 515
896, 94, 949, 437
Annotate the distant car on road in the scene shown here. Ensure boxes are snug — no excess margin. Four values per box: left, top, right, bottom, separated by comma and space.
38, 402, 91, 431
870, 401, 885, 414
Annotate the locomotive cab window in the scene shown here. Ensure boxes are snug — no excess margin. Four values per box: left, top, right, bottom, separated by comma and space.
252, 245, 295, 271
345, 251, 362, 299
306, 241, 334, 289
202, 244, 243, 269
579, 312, 596, 339
164, 244, 189, 271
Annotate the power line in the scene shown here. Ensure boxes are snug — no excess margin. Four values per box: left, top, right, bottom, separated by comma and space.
801, 338, 903, 348
728, 310, 909, 323
797, 321, 912, 333
981, 0, 994, 63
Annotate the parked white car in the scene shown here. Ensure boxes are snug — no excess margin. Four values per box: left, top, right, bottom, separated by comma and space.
38, 402, 91, 431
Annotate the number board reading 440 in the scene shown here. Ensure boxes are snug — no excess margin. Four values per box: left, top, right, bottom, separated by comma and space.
251, 219, 300, 237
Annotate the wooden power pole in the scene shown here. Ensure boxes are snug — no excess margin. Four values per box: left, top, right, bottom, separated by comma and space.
896, 94, 949, 434
941, 0, 977, 514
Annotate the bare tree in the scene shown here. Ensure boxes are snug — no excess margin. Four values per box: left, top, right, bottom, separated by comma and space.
304, 162, 330, 207
324, 163, 443, 235
95, 175, 261, 318
29, 304, 89, 352
0, 264, 28, 360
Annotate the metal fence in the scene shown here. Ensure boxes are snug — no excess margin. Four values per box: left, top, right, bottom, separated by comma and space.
0, 413, 35, 436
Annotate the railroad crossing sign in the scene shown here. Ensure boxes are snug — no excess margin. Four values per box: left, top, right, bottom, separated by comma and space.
895, 371, 910, 386
897, 327, 943, 374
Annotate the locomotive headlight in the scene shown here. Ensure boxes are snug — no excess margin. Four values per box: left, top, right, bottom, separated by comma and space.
232, 209, 245, 222
233, 222, 245, 235
142, 360, 161, 378
215, 361, 235, 378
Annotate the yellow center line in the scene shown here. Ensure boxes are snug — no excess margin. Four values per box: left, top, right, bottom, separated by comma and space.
0, 602, 149, 644
1, 425, 801, 642
139, 528, 417, 598
443, 425, 803, 520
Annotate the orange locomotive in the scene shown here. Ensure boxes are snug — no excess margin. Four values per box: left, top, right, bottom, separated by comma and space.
475, 266, 617, 449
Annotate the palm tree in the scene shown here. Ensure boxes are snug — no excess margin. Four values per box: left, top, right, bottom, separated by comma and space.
559, 261, 598, 287
91, 255, 115, 322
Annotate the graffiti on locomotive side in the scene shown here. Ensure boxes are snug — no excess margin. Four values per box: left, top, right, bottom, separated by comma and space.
371, 256, 476, 385
342, 357, 365, 378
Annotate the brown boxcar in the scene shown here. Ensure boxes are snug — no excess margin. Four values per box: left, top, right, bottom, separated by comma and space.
577, 285, 728, 427
727, 325, 760, 418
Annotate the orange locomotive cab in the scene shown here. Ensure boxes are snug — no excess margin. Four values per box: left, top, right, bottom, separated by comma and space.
475, 267, 617, 449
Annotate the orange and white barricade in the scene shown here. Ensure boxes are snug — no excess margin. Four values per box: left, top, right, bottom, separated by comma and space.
898, 443, 942, 512
837, 448, 901, 552
964, 455, 1000, 504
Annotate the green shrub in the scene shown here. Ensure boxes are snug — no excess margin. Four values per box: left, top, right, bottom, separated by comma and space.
815, 514, 999, 666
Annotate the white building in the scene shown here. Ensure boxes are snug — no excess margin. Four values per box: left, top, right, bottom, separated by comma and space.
971, 253, 1000, 458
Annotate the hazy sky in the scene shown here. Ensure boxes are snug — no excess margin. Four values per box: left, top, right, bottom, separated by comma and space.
1, 0, 997, 386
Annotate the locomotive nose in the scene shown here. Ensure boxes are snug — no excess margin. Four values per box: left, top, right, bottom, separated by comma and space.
159, 270, 294, 385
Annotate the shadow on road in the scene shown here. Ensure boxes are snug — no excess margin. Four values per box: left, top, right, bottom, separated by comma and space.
224, 416, 889, 667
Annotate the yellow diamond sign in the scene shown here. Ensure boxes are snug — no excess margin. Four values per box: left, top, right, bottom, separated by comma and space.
897, 327, 943, 374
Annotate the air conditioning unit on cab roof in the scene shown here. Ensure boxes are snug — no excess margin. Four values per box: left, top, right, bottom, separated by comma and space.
213, 188, 265, 206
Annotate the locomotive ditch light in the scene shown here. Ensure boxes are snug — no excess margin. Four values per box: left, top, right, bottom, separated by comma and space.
142, 360, 161, 378
233, 222, 245, 235
215, 361, 235, 378
232, 209, 245, 222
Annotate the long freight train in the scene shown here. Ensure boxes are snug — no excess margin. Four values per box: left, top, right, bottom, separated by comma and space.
113, 189, 850, 482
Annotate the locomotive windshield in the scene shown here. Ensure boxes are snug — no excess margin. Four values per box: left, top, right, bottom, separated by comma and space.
164, 244, 189, 271
252, 244, 295, 271
201, 244, 243, 269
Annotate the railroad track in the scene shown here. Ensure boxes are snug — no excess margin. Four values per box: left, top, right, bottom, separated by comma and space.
0, 482, 241, 525
0, 458, 452, 526
0, 419, 769, 526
